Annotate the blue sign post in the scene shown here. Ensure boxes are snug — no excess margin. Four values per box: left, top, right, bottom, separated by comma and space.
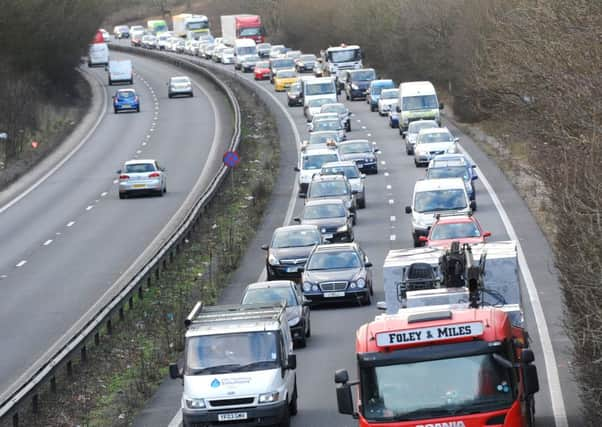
223, 150, 240, 192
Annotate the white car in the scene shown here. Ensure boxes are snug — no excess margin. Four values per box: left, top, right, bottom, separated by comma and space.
168, 76, 194, 98
220, 48, 235, 64
294, 148, 341, 196
156, 33, 170, 50
413, 127, 459, 167
402, 119, 439, 155
118, 159, 167, 199
377, 88, 399, 116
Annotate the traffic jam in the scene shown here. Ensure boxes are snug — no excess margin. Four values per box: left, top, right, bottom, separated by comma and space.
115, 12, 541, 427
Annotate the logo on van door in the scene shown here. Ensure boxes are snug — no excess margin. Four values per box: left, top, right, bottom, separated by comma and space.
211, 378, 221, 388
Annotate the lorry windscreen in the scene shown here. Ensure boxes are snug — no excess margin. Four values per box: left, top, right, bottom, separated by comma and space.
185, 331, 279, 374
328, 49, 361, 63
360, 352, 515, 422
187, 21, 209, 31
240, 27, 261, 37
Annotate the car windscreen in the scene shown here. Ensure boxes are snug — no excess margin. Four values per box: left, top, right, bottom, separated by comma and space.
380, 89, 399, 99
321, 165, 360, 179
242, 287, 297, 306
431, 222, 481, 240
309, 181, 348, 197
171, 77, 190, 84
307, 251, 361, 270
277, 70, 297, 78
321, 104, 346, 114
303, 203, 345, 219
288, 82, 301, 92
370, 82, 394, 95
414, 189, 467, 213
309, 132, 339, 144
302, 153, 339, 169
427, 166, 469, 180
125, 163, 156, 173
236, 46, 256, 55
272, 59, 295, 68
117, 91, 135, 99
402, 94, 438, 110
308, 97, 333, 107
244, 55, 260, 62
256, 61, 269, 68
339, 142, 371, 154
305, 83, 335, 96
360, 353, 515, 423
185, 332, 279, 374
223, 48, 234, 54
409, 121, 439, 134
351, 70, 376, 81
239, 27, 261, 37
272, 228, 320, 248
314, 120, 341, 131
418, 132, 453, 144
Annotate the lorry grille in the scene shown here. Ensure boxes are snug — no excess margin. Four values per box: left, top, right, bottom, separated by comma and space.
320, 281, 348, 291
209, 397, 254, 407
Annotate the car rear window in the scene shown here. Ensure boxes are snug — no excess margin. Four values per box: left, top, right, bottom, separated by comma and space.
125, 163, 156, 173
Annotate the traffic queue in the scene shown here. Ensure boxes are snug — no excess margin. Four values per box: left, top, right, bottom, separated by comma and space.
115, 20, 541, 427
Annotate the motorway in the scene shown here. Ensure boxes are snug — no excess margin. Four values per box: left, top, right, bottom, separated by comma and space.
126, 47, 582, 427
0, 52, 233, 404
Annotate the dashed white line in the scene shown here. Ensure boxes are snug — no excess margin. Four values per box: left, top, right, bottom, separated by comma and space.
381, 160, 386, 165
142, 142, 148, 146
113, 179, 119, 184
101, 192, 108, 197
388, 199, 394, 205
16, 260, 27, 268
390, 215, 396, 222
367, 133, 372, 137
136, 150, 142, 154
386, 184, 392, 190
86, 205, 94, 211
43, 239, 53, 246
361, 125, 367, 130
384, 172, 390, 177
66, 221, 75, 227
389, 235, 396, 241
356, 119, 361, 123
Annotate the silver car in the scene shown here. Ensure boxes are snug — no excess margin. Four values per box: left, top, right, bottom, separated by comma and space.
320, 161, 366, 209
118, 159, 167, 199
168, 76, 193, 98
402, 119, 439, 155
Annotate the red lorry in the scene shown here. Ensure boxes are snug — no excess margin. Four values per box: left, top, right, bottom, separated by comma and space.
220, 14, 264, 45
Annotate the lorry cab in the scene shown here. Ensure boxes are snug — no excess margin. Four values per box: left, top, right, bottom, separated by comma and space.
321, 44, 363, 82
397, 81, 443, 131
170, 302, 298, 427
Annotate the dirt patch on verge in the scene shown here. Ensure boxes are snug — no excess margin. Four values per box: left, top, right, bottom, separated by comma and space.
2, 77, 279, 427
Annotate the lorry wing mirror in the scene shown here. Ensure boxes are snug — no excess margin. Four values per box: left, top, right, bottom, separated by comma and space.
405, 206, 412, 214
169, 362, 182, 379
524, 364, 540, 395
334, 369, 349, 384
521, 348, 535, 364
287, 354, 297, 370
335, 379, 357, 417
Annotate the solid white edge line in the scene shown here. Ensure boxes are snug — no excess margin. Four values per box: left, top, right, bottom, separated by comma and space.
16, 260, 27, 268
0, 71, 108, 214
167, 409, 182, 427
459, 144, 568, 426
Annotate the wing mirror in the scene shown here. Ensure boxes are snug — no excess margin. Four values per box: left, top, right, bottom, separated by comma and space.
365, 261, 373, 268
116, 169, 122, 174
454, 137, 460, 143
294, 166, 300, 172
169, 362, 183, 379
405, 206, 412, 214
402, 131, 407, 139
293, 217, 301, 223
261, 244, 269, 250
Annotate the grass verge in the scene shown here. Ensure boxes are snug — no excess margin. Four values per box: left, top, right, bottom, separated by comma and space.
2, 75, 280, 427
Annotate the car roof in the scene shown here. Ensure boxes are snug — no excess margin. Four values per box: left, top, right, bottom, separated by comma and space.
170, 75, 190, 80
303, 148, 339, 156
314, 242, 358, 253
321, 161, 358, 168
414, 177, 465, 191
370, 79, 394, 86
124, 159, 156, 165
434, 214, 478, 225
245, 280, 295, 290
418, 127, 451, 135
340, 139, 369, 144
116, 88, 136, 93
321, 103, 345, 109
310, 174, 347, 183
304, 197, 345, 206
274, 224, 319, 233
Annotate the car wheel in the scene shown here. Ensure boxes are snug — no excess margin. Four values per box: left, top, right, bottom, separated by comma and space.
362, 291, 372, 306
372, 167, 378, 175
414, 159, 420, 168
108, 79, 112, 86
279, 405, 291, 427
119, 192, 127, 199
345, 93, 349, 101
168, 93, 172, 99
296, 335, 306, 348
113, 107, 118, 114
129, 79, 133, 85
472, 200, 477, 211
370, 104, 376, 112
346, 122, 351, 132
352, 215, 356, 226
289, 382, 298, 416
413, 236, 421, 248
369, 282, 374, 296
190, 92, 194, 97
349, 230, 355, 242
136, 106, 140, 113
358, 197, 366, 209
306, 316, 311, 337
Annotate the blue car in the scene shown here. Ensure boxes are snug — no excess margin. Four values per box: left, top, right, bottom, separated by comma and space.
113, 89, 140, 113
366, 79, 395, 112
388, 110, 399, 128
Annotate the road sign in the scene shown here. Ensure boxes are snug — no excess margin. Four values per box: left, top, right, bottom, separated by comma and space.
223, 151, 240, 168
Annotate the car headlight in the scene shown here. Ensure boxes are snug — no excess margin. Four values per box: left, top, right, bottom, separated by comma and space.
365, 156, 375, 163
351, 84, 359, 90
258, 391, 280, 404
349, 282, 357, 289
337, 224, 348, 233
356, 278, 366, 288
288, 316, 301, 327
268, 253, 279, 265
312, 284, 319, 291
303, 282, 312, 292
186, 398, 206, 409
447, 144, 457, 153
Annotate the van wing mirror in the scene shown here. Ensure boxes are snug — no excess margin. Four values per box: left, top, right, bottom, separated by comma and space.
287, 354, 297, 370
169, 362, 182, 379
405, 206, 412, 214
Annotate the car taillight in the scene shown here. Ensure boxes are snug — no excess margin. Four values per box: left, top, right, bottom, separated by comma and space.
135, 96, 139, 102
119, 174, 130, 180
148, 172, 160, 178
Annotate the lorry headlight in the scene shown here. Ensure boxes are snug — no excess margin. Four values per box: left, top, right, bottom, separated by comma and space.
288, 316, 301, 327
268, 254, 279, 265
303, 282, 312, 292
259, 391, 280, 403
356, 278, 366, 288
337, 225, 348, 233
186, 398, 206, 409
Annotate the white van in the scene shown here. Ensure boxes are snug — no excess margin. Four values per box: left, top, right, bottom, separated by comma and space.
404, 178, 475, 247
302, 77, 338, 108
107, 60, 133, 85
170, 302, 298, 427
234, 38, 257, 70
88, 43, 109, 67
397, 81, 443, 131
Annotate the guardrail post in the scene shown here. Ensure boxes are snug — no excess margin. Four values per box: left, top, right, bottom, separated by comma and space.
50, 376, 56, 393
67, 360, 73, 376
94, 332, 100, 346
12, 412, 18, 427
138, 285, 144, 300
32, 394, 38, 414
129, 296, 134, 309
107, 319, 113, 335
147, 276, 152, 289
81, 346, 87, 363
119, 306, 125, 320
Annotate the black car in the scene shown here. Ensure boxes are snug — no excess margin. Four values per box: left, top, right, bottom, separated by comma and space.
337, 139, 379, 174
294, 198, 353, 243
305, 174, 357, 223
241, 280, 311, 347
287, 82, 303, 107
295, 54, 317, 73
342, 68, 376, 101
241, 54, 261, 72
262, 225, 322, 280
301, 243, 373, 305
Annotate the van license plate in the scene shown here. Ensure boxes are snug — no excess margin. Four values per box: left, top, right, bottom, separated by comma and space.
323, 292, 345, 298
218, 412, 248, 421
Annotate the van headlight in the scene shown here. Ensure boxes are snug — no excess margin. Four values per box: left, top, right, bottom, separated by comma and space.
268, 253, 279, 265
186, 398, 206, 409
259, 391, 280, 404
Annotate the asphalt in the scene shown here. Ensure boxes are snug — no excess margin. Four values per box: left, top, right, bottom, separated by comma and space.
130, 45, 579, 427
0, 52, 233, 403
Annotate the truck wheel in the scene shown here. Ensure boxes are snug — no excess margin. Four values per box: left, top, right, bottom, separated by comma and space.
413, 236, 421, 248
280, 405, 291, 427
289, 382, 298, 416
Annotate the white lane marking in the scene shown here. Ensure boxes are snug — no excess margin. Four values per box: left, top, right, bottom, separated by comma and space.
390, 215, 396, 222
16, 260, 27, 268
0, 71, 108, 214
356, 119, 361, 123
167, 410, 182, 427
0, 274, 7, 279
101, 192, 108, 197
458, 144, 568, 425
386, 185, 392, 190
384, 172, 390, 177
142, 142, 148, 146
43, 239, 53, 246
113, 179, 119, 184
86, 205, 94, 211
361, 125, 367, 130
367, 133, 372, 137
66, 221, 75, 227
136, 150, 142, 154
389, 234, 396, 241
388, 199, 394, 205
381, 160, 386, 165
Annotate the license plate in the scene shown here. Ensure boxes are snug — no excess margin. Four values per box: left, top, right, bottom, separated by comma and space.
286, 266, 298, 273
133, 184, 145, 188
323, 233, 333, 240
122, 104, 132, 108
218, 412, 248, 421
324, 291, 345, 298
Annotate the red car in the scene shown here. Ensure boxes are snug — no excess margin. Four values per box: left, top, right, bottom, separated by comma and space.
254, 61, 271, 80
419, 213, 491, 249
